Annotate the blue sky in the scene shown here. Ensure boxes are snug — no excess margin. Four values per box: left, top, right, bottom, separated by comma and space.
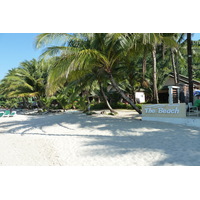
1, 33, 200, 81
0, 33, 41, 80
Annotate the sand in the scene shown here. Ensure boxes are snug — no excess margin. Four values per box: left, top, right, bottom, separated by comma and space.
0, 110, 200, 166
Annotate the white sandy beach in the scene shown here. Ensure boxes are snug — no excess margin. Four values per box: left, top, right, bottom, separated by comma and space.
0, 110, 200, 166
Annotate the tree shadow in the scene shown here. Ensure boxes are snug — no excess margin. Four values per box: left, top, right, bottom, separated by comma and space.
0, 112, 200, 166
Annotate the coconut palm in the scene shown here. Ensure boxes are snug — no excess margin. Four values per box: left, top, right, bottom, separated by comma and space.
35, 33, 142, 114
136, 33, 178, 103
187, 33, 193, 103
55, 66, 117, 113
0, 59, 51, 108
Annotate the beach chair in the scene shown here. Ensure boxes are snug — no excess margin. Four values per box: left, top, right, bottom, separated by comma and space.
3, 110, 11, 117
188, 102, 199, 116
0, 112, 5, 117
9, 111, 16, 117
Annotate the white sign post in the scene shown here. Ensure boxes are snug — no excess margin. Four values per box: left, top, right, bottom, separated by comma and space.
168, 86, 180, 104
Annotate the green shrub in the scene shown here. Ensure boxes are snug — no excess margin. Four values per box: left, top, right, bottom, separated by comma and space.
136, 104, 142, 110
90, 103, 107, 110
90, 102, 142, 111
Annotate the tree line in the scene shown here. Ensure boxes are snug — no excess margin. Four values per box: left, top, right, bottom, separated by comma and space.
0, 33, 200, 114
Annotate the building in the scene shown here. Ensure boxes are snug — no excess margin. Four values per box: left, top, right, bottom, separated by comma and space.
158, 74, 200, 103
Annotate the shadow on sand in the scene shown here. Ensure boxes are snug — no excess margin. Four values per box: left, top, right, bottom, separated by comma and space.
0, 111, 200, 166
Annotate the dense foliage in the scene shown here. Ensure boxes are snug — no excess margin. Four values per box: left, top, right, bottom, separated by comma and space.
0, 33, 200, 114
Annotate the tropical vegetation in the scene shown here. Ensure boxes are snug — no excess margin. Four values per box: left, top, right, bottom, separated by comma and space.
0, 33, 200, 114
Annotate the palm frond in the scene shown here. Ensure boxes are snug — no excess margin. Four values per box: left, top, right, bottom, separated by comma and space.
35, 33, 73, 49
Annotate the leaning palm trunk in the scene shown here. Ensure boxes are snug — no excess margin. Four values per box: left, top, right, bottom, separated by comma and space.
171, 48, 178, 85
99, 82, 117, 114
109, 74, 142, 114
152, 45, 159, 104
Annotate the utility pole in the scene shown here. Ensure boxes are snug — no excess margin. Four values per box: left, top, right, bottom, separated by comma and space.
187, 33, 193, 103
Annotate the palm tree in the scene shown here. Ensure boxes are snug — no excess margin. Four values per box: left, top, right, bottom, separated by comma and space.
168, 33, 187, 85
187, 33, 193, 103
137, 33, 177, 103
0, 59, 51, 108
48, 61, 117, 113
35, 33, 142, 114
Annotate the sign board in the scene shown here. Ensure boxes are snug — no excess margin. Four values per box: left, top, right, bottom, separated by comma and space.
142, 103, 186, 118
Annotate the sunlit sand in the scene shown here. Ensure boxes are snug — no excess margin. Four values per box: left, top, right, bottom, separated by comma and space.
0, 110, 199, 166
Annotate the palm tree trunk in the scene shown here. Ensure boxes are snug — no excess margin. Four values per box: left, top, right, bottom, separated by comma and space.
152, 45, 159, 104
99, 81, 117, 114
175, 53, 180, 84
87, 96, 91, 112
187, 33, 193, 103
142, 47, 147, 82
131, 88, 136, 104
171, 48, 178, 85
109, 74, 142, 114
